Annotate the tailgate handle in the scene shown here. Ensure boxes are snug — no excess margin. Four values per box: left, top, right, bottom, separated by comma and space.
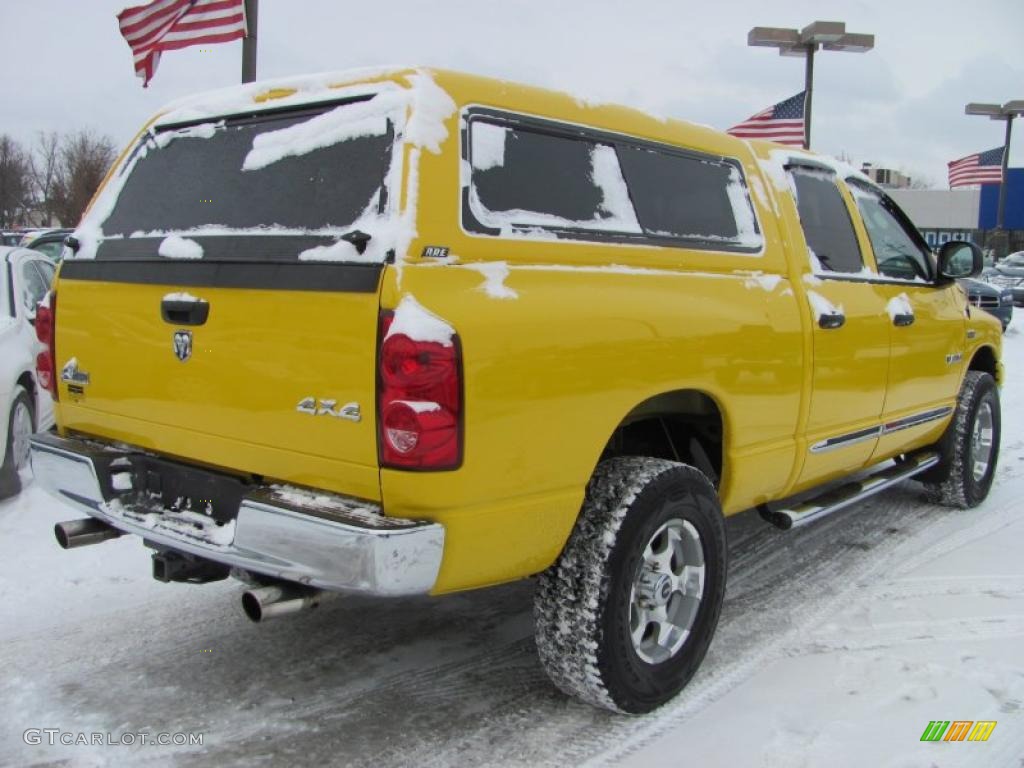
161, 298, 209, 326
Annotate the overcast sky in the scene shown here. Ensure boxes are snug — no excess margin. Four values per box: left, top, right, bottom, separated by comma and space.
5, 0, 1023, 186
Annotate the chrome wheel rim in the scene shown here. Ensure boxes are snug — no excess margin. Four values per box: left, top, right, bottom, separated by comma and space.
11, 401, 32, 470
629, 518, 705, 665
970, 401, 994, 483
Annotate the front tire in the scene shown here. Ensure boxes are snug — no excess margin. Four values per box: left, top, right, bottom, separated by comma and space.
922, 371, 1000, 508
0, 387, 35, 499
534, 457, 727, 713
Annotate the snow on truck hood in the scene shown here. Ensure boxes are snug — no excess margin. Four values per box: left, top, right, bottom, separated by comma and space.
71, 67, 456, 264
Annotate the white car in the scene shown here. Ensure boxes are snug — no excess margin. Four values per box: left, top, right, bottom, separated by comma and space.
1, 247, 55, 498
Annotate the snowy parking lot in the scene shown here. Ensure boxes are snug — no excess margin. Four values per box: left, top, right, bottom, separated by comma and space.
2, 329, 1023, 768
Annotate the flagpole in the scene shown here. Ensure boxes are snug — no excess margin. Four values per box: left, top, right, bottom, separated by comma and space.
996, 116, 1013, 231
803, 46, 814, 150
242, 0, 258, 83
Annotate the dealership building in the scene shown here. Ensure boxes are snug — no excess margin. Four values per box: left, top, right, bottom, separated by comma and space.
883, 168, 1024, 255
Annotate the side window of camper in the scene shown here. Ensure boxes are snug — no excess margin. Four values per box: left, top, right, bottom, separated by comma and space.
466, 120, 642, 236
463, 111, 762, 252
616, 145, 759, 246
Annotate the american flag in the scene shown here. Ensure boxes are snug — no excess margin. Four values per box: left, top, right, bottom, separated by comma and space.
118, 0, 247, 87
947, 146, 1005, 188
726, 92, 807, 147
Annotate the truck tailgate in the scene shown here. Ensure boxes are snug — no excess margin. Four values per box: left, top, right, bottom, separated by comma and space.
55, 266, 383, 501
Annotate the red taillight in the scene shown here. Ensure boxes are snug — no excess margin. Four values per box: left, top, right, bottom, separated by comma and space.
377, 312, 462, 469
35, 292, 57, 399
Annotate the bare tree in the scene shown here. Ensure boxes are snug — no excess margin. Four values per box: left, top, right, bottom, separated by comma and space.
901, 168, 938, 190
0, 135, 32, 228
50, 130, 117, 227
30, 131, 61, 226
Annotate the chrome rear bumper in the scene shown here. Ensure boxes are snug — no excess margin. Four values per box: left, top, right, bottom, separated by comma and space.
30, 432, 444, 595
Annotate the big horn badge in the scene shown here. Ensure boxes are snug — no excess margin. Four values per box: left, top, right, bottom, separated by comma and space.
173, 330, 193, 362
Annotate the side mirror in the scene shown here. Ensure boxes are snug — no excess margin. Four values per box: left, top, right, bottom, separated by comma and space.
937, 240, 983, 280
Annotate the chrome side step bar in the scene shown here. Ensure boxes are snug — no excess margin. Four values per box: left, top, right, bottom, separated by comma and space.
759, 452, 940, 531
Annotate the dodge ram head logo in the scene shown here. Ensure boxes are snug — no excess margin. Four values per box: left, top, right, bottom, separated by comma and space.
173, 330, 192, 362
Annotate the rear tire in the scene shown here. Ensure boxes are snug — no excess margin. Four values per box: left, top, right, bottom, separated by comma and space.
921, 371, 1000, 508
534, 457, 727, 713
0, 387, 34, 500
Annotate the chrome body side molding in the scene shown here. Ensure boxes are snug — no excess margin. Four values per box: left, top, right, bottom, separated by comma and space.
810, 406, 953, 454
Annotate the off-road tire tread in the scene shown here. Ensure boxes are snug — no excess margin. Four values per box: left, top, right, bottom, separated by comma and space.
533, 456, 724, 713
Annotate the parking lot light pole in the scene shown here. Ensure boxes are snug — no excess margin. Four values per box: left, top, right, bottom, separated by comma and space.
748, 21, 874, 150
966, 100, 1024, 231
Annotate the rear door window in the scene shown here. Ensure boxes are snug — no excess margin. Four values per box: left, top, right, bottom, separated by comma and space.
788, 168, 864, 273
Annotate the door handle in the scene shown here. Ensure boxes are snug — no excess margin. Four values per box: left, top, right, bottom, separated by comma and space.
892, 313, 915, 327
818, 312, 845, 330
161, 297, 209, 326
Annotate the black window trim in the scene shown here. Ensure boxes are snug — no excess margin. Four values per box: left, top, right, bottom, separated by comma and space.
460, 106, 764, 255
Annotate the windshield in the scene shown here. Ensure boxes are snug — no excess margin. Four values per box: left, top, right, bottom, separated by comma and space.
92, 96, 398, 262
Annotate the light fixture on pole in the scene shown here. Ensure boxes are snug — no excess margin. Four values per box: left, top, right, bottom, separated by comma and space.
747, 21, 874, 150
965, 100, 1024, 231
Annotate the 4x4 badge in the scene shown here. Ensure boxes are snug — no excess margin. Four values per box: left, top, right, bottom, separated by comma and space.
173, 330, 193, 362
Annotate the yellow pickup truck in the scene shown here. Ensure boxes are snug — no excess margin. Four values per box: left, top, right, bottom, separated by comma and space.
31, 67, 1001, 714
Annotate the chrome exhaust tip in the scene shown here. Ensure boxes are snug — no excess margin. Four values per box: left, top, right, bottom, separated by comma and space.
54, 518, 123, 549
241, 584, 333, 623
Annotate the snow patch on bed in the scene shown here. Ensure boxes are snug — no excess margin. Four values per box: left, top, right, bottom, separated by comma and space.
464, 261, 518, 299
158, 235, 203, 260
743, 272, 783, 292
387, 295, 454, 346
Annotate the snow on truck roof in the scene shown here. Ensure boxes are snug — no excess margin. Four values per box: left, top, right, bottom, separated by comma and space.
147, 66, 865, 182
148, 66, 740, 154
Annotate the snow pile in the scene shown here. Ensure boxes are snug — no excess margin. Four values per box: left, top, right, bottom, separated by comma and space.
152, 121, 223, 149
805, 290, 844, 322
157, 235, 203, 260
465, 143, 642, 236
725, 166, 763, 250
242, 99, 394, 171
114, 500, 236, 548
743, 271, 783, 292
265, 484, 409, 528
590, 144, 641, 231
470, 121, 507, 170
386, 295, 455, 346
161, 291, 206, 303
404, 73, 457, 154
464, 261, 518, 299
886, 292, 913, 321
